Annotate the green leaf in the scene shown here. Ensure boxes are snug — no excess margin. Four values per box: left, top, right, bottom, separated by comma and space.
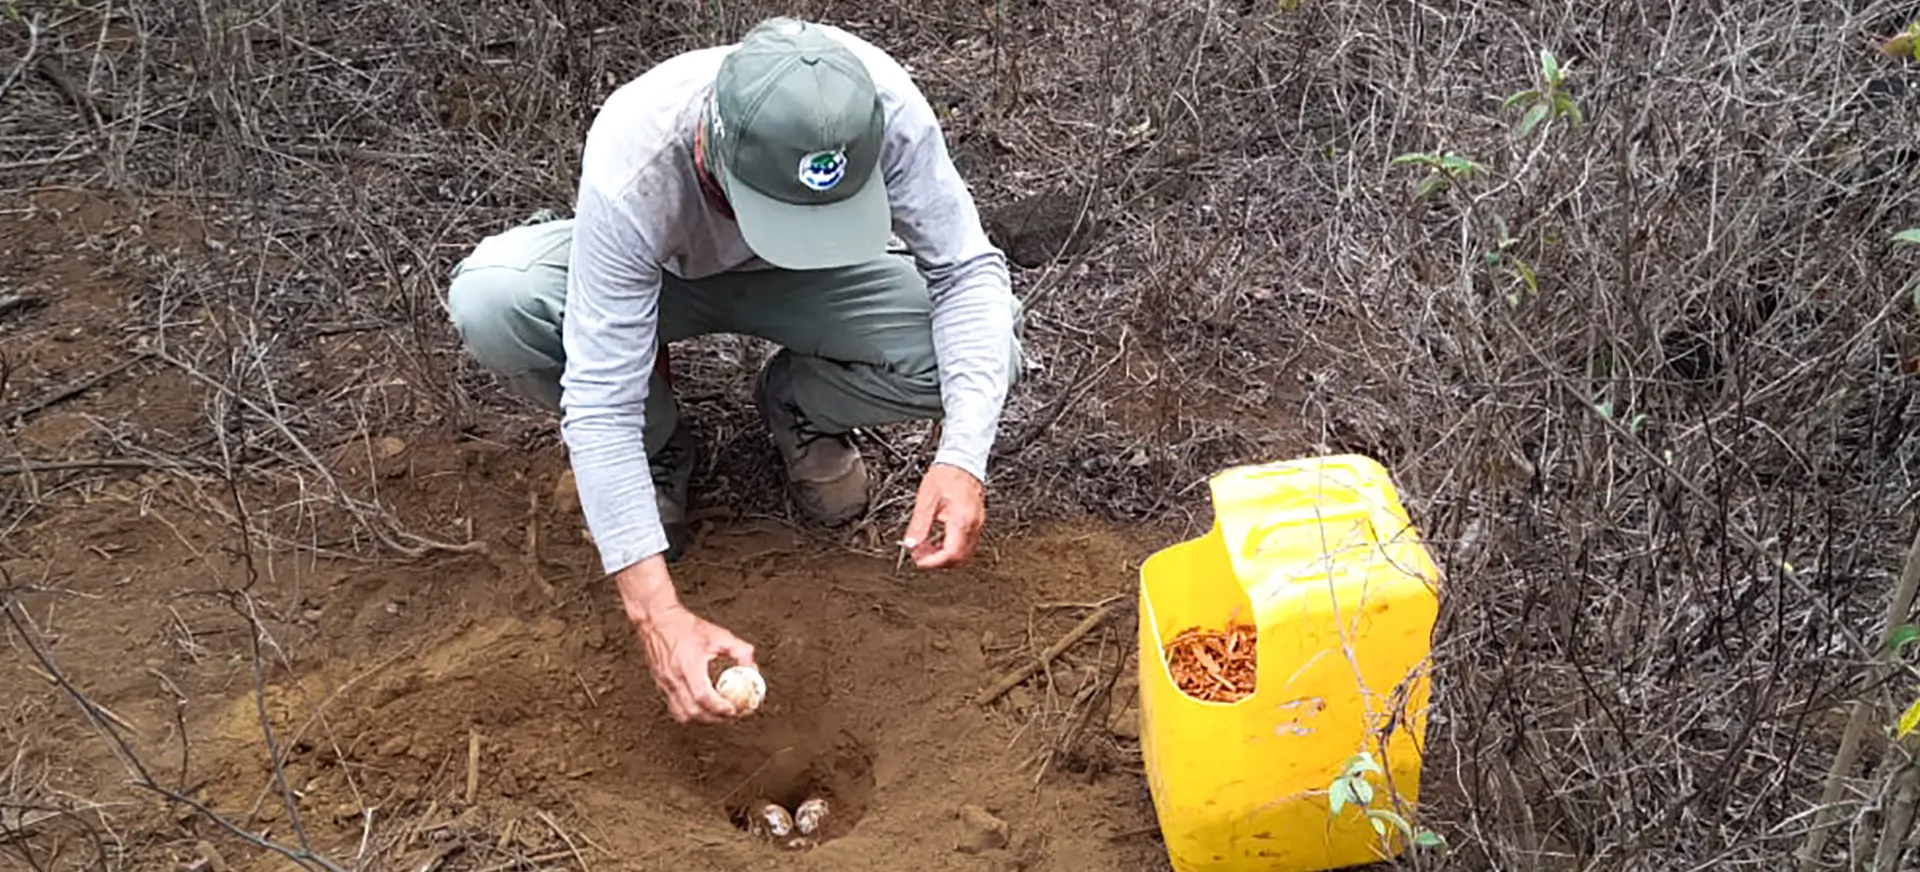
1553, 92, 1579, 120
1437, 154, 1482, 175
1390, 152, 1438, 168
1504, 89, 1540, 110
1517, 103, 1549, 138
1414, 830, 1448, 848
1594, 401, 1614, 419
1512, 259, 1538, 294
1888, 624, 1920, 657
1898, 697, 1920, 739
1893, 228, 1920, 245
1365, 809, 1415, 840
1540, 49, 1561, 85
1345, 753, 1382, 776
1415, 174, 1448, 200
1351, 778, 1374, 806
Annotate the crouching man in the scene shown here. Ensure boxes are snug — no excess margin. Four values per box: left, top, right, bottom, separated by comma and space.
443, 18, 1023, 724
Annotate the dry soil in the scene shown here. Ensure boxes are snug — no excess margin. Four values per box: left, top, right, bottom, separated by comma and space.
1, 190, 1180, 871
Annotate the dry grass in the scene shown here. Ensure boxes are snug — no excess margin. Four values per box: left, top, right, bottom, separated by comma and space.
3, 0, 1920, 869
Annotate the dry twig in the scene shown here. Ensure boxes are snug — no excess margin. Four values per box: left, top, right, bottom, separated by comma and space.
1, 582, 348, 872
978, 602, 1122, 706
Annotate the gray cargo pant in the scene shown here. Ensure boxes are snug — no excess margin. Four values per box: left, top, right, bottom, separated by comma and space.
443, 213, 1023, 461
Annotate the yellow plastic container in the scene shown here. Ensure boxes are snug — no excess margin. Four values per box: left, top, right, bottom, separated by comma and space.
1137, 454, 1442, 872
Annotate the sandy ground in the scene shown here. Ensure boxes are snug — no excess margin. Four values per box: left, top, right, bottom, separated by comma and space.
1, 190, 1180, 871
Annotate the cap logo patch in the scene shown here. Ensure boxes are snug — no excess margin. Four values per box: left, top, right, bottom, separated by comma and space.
797, 149, 847, 191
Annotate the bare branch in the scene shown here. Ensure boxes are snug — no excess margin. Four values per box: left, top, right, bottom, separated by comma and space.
1, 581, 348, 872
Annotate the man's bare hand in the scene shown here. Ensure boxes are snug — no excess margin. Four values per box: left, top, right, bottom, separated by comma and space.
615, 556, 756, 724
902, 462, 985, 569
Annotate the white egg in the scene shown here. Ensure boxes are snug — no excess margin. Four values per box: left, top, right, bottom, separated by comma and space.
715, 665, 766, 713
794, 797, 829, 835
751, 802, 793, 838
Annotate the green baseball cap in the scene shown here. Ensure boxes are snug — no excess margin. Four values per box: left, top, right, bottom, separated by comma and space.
710, 19, 891, 270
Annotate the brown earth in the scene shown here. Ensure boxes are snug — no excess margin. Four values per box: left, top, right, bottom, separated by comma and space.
0, 192, 1188, 871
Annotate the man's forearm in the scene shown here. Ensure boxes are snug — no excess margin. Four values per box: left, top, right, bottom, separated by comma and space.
924, 256, 1018, 483
614, 554, 679, 625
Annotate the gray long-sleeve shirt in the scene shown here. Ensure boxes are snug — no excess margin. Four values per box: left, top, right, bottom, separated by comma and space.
560, 26, 1017, 576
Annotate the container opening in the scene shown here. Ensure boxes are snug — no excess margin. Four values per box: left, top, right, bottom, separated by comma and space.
1161, 619, 1258, 704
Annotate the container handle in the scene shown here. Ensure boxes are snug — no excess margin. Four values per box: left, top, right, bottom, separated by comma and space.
1240, 511, 1378, 559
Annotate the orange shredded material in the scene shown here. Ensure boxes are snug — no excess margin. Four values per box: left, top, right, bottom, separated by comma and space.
1164, 623, 1258, 702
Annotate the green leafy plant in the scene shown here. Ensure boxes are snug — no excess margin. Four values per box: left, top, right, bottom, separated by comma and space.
1504, 49, 1582, 139
1882, 22, 1920, 61
1389, 151, 1485, 200
1326, 752, 1446, 853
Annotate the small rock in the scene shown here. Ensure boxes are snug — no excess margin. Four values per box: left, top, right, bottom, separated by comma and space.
377, 436, 408, 458
377, 734, 411, 758
1054, 664, 1098, 697
955, 804, 1009, 854
664, 785, 701, 811
301, 608, 324, 623
385, 602, 402, 616
192, 840, 228, 872
552, 469, 581, 514
1109, 705, 1141, 740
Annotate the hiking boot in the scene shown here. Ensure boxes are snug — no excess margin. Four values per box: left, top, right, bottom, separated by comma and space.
652, 415, 698, 563
752, 351, 869, 526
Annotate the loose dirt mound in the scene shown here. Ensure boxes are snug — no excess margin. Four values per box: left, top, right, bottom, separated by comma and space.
183, 512, 1165, 870
8, 463, 1171, 871
0, 176, 1175, 864
1, 239, 1170, 867
0, 194, 1171, 868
